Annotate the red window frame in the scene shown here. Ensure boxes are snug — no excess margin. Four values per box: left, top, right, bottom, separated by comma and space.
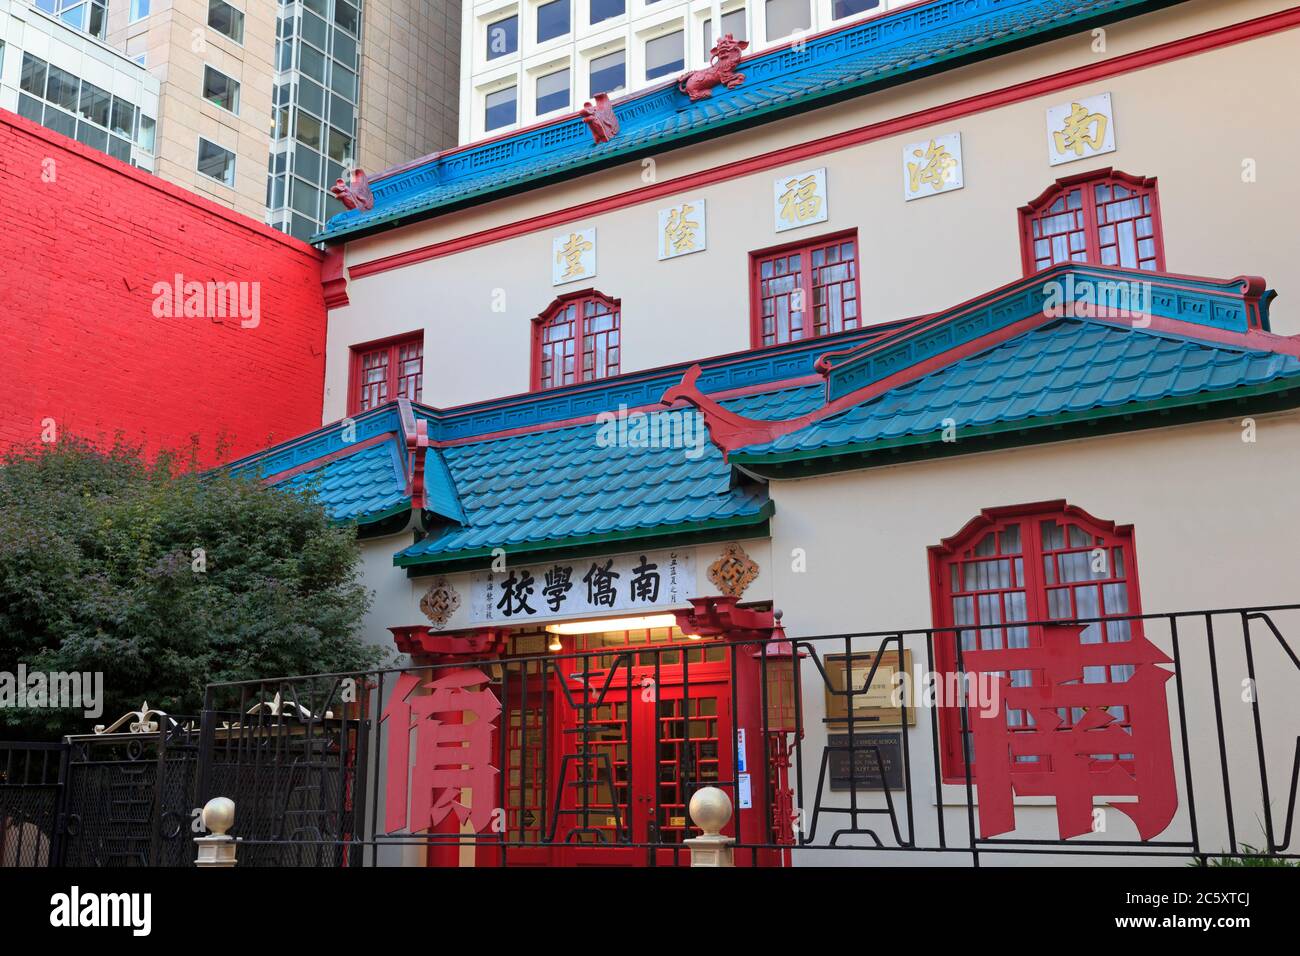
531, 289, 621, 391
926, 501, 1145, 783
749, 230, 860, 348
1018, 168, 1165, 276
348, 331, 424, 414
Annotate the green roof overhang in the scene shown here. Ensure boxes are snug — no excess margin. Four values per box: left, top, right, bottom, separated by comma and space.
395, 503, 774, 576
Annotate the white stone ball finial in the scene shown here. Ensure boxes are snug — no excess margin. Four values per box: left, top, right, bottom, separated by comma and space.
202, 797, 235, 836
688, 786, 733, 836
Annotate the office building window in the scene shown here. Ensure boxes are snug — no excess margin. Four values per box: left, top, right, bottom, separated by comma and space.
487, 14, 519, 59
202, 66, 240, 114
207, 0, 245, 44
831, 0, 878, 19
589, 49, 625, 97
765, 0, 810, 41
18, 53, 150, 168
485, 86, 518, 131
537, 0, 569, 42
645, 31, 684, 81
536, 68, 570, 115
590, 0, 624, 26
197, 138, 237, 186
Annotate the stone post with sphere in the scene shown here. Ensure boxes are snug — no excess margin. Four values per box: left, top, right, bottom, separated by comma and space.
194, 797, 238, 867
684, 786, 735, 867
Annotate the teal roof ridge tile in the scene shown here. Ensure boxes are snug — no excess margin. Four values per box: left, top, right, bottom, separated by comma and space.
274, 438, 409, 524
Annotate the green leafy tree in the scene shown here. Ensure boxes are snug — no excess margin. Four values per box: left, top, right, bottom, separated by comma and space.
0, 438, 381, 739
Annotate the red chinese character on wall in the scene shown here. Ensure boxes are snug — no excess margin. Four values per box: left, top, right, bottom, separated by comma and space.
382, 668, 501, 835
965, 623, 1178, 840
930, 503, 1179, 843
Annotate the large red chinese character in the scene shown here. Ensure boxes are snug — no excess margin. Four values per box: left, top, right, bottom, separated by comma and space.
965, 623, 1177, 841
382, 668, 501, 835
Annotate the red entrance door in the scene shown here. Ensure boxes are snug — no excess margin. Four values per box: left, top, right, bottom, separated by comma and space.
480, 662, 734, 867
550, 676, 733, 866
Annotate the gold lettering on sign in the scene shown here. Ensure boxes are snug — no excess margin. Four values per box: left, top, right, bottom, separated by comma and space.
1053, 102, 1108, 158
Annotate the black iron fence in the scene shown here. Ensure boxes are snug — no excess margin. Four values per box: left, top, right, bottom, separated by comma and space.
4, 604, 1297, 867
58, 721, 201, 867
191, 604, 1300, 868
193, 689, 367, 868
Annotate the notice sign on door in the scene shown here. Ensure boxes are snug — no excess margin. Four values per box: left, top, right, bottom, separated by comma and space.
467, 548, 696, 627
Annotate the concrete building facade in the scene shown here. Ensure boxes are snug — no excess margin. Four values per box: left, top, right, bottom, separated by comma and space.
103, 0, 277, 219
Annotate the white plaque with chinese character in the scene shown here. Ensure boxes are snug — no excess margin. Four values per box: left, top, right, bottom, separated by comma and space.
467, 548, 697, 626
902, 132, 964, 201
657, 198, 707, 260
1046, 92, 1116, 167
773, 167, 828, 233
552, 227, 597, 285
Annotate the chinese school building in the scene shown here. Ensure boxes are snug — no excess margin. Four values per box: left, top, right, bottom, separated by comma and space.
220, 0, 1300, 866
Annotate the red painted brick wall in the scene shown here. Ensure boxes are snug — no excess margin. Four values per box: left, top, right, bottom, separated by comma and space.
0, 109, 326, 468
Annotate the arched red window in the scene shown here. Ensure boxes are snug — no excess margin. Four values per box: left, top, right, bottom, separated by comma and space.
1019, 169, 1165, 275
532, 290, 621, 390
927, 501, 1145, 781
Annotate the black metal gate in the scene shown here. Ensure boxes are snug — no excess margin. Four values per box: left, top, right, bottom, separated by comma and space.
1, 718, 200, 867
192, 685, 369, 867
0, 742, 66, 867
1, 694, 368, 868
58, 721, 200, 867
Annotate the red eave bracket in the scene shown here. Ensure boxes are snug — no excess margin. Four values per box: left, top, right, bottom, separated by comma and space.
389, 626, 510, 661
322, 245, 350, 309
398, 398, 431, 509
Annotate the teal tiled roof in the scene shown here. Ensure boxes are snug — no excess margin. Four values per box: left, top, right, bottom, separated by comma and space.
731, 320, 1300, 461
218, 267, 1300, 570
394, 408, 770, 566
273, 438, 409, 523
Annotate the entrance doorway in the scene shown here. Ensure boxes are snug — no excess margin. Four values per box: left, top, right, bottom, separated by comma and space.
476, 625, 738, 867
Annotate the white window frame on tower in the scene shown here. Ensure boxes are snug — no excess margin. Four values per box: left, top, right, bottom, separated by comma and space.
634, 16, 688, 87
527, 57, 574, 124
527, 0, 575, 56
477, 70, 522, 138
692, 0, 749, 68
576, 0, 629, 41
578, 37, 627, 106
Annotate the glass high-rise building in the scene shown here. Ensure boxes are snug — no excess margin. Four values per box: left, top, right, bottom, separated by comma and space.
269, 0, 462, 242
267, 0, 362, 241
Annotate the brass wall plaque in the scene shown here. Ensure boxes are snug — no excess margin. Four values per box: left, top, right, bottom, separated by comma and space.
824, 649, 915, 726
